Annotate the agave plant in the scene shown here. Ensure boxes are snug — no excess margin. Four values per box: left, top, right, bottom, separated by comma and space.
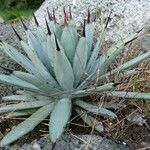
0, 8, 150, 146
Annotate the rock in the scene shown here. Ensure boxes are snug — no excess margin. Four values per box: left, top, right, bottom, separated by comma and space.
31, 0, 150, 42
127, 111, 147, 126
139, 34, 150, 52
8, 134, 129, 150
0, 17, 4, 23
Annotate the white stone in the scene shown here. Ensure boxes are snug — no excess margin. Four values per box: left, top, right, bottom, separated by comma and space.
0, 17, 4, 23
31, 0, 150, 42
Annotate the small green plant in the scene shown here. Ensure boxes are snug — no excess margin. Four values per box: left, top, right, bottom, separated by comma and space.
0, 8, 150, 146
0, 0, 44, 9
0, 0, 43, 22
0, 5, 35, 22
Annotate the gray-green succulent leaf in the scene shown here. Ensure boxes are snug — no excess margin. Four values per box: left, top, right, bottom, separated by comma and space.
75, 100, 117, 118
7, 108, 38, 118
73, 37, 88, 86
49, 97, 71, 143
71, 83, 115, 98
107, 91, 150, 100
0, 100, 54, 113
0, 103, 54, 146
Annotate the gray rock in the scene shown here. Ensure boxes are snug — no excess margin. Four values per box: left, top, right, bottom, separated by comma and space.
31, 0, 150, 42
0, 17, 4, 23
139, 34, 150, 52
127, 111, 147, 126
8, 134, 129, 150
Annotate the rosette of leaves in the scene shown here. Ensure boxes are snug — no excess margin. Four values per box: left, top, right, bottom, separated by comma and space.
0, 8, 150, 146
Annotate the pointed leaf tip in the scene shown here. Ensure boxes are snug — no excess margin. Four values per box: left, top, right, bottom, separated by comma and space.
11, 25, 22, 41
33, 13, 39, 26
47, 7, 52, 21
54, 34, 60, 51
45, 18, 51, 35
83, 19, 86, 37
20, 18, 27, 30
53, 9, 56, 22
69, 6, 72, 19
63, 7, 68, 25
63, 6, 66, 16
87, 8, 90, 23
